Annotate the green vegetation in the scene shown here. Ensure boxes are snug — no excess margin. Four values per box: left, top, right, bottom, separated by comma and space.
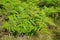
0, 0, 60, 40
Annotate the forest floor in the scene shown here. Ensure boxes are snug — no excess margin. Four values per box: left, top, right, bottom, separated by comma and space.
0, 17, 60, 40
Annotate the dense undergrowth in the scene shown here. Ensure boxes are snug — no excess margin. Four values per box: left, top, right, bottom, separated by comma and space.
0, 0, 60, 38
